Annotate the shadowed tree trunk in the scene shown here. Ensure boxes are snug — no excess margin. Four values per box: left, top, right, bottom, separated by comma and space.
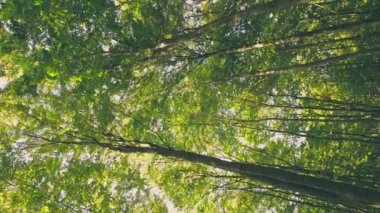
51, 139, 380, 209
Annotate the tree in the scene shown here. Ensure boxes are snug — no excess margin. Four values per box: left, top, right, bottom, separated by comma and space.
1, 0, 380, 211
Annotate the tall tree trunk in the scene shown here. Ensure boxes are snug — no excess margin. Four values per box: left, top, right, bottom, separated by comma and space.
73, 140, 380, 209
198, 19, 380, 58
256, 47, 380, 75
153, 0, 305, 51
103, 0, 305, 61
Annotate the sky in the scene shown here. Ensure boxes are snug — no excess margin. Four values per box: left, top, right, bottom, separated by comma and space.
0, 77, 8, 89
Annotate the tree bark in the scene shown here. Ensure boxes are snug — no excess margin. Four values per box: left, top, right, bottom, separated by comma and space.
77, 140, 380, 209
153, 0, 305, 51
255, 47, 380, 75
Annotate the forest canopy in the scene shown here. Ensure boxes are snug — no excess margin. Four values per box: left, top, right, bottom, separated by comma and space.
0, 0, 380, 212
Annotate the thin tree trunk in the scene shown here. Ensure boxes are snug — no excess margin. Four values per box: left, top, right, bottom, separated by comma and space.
232, 125, 380, 144
255, 47, 380, 75
179, 19, 380, 62
234, 96, 380, 114
152, 0, 305, 53
228, 117, 380, 123
101, 0, 305, 61
236, 19, 379, 52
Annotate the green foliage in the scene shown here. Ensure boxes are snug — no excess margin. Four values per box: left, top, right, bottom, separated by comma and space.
1, 0, 379, 212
